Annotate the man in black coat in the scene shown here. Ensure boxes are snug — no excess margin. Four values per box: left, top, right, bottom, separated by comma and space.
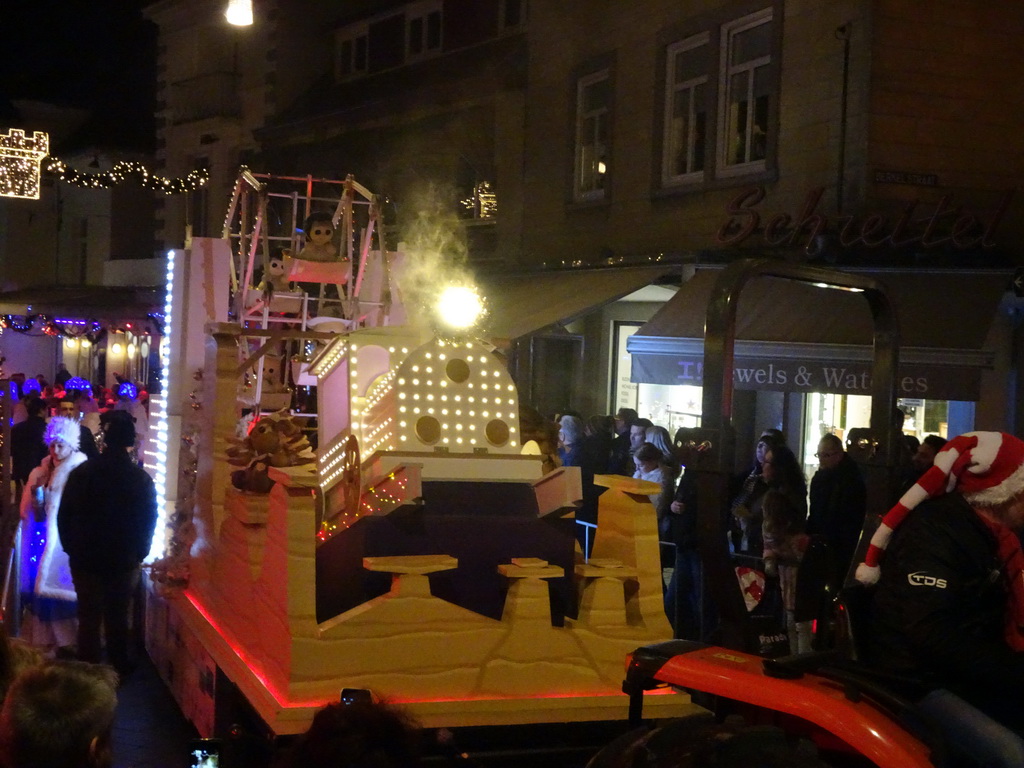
57, 410, 157, 675
609, 408, 638, 476
664, 428, 704, 640
807, 433, 866, 587
56, 398, 99, 459
10, 397, 48, 493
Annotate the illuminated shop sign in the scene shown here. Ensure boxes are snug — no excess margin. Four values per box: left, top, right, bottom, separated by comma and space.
632, 353, 982, 402
716, 186, 1013, 257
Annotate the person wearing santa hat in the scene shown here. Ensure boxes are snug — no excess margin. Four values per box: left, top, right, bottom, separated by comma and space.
865, 431, 1024, 767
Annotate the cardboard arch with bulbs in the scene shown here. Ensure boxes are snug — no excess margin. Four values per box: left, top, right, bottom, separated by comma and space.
146, 169, 696, 739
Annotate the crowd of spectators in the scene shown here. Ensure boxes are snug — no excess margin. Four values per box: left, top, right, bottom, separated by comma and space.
11, 371, 148, 422
533, 404, 953, 651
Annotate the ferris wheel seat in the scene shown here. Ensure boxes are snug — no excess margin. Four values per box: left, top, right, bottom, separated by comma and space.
289, 258, 350, 285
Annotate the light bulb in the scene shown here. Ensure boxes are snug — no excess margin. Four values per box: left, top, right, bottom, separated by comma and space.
436, 285, 484, 330
224, 0, 254, 26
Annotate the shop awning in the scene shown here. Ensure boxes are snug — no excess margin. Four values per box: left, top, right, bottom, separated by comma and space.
628, 268, 1010, 401
480, 265, 678, 343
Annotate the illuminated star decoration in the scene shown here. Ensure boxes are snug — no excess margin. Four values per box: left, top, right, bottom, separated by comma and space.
0, 130, 49, 200
44, 158, 209, 194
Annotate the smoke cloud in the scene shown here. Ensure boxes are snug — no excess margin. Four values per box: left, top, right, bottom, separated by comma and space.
394, 184, 480, 331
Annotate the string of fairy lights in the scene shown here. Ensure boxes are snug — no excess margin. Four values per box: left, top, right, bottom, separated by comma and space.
0, 315, 102, 337
43, 158, 209, 194
2, 129, 209, 198
0, 313, 164, 338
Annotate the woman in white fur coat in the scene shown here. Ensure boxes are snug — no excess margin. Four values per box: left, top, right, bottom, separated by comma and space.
18, 415, 86, 653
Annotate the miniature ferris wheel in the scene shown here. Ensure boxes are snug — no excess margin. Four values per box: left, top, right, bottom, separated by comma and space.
221, 168, 403, 412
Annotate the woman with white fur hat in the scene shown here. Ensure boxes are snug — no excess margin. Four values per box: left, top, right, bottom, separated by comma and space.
17, 415, 86, 656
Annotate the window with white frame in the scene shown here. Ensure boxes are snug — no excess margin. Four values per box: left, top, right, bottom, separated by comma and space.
407, 1, 442, 59
336, 23, 369, 80
719, 9, 773, 174
574, 70, 611, 201
662, 32, 709, 185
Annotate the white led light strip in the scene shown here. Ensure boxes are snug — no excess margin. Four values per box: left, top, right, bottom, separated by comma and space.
148, 250, 176, 561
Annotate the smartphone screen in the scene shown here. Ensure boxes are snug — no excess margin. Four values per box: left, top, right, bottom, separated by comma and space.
189, 739, 221, 768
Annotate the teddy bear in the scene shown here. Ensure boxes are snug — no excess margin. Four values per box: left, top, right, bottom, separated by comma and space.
257, 249, 293, 295
295, 212, 339, 262
227, 410, 315, 492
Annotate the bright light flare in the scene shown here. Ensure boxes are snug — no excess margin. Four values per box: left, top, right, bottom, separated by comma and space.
436, 285, 484, 331
225, 0, 253, 26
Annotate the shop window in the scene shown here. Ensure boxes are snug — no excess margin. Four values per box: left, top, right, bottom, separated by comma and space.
899, 399, 949, 441
574, 69, 612, 202
611, 321, 702, 432
662, 33, 709, 186
638, 383, 703, 435
611, 321, 641, 413
718, 8, 773, 175
407, 2, 442, 59
336, 23, 369, 80
802, 393, 955, 481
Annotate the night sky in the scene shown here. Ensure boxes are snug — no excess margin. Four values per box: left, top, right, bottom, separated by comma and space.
0, 0, 157, 151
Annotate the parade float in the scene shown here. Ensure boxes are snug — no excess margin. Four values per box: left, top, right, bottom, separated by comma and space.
142, 170, 696, 738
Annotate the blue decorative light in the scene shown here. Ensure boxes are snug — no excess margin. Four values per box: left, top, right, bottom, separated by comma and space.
117, 382, 138, 400
64, 377, 92, 391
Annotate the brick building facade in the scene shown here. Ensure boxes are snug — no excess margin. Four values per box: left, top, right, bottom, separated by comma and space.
145, 0, 1024, 443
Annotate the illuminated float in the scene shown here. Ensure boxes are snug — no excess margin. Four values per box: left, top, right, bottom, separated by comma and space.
145, 170, 695, 736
